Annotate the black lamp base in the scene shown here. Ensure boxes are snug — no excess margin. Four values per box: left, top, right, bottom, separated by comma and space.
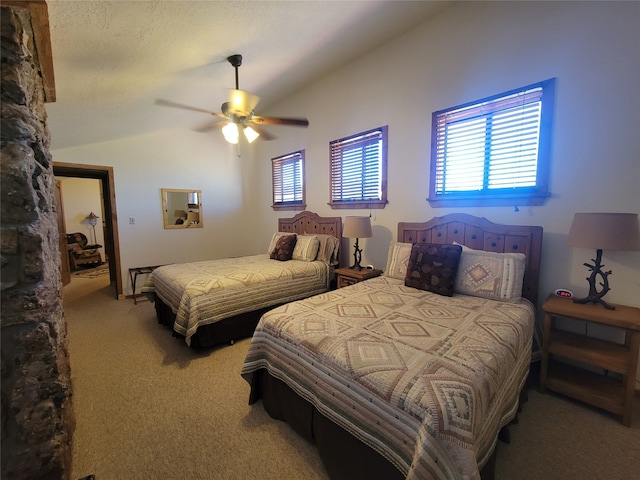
350, 238, 363, 270
574, 248, 615, 310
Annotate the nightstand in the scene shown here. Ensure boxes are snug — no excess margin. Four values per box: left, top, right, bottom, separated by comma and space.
334, 267, 383, 289
539, 294, 640, 426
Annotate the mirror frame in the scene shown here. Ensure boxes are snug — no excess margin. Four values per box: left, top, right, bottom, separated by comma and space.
162, 188, 203, 229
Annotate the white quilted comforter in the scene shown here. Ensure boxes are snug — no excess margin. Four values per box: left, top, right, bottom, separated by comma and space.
147, 254, 330, 344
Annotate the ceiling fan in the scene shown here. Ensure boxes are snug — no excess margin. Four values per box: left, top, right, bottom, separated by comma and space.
155, 54, 309, 144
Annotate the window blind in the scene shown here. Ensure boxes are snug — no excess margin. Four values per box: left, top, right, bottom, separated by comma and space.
330, 128, 385, 203
272, 151, 303, 206
431, 79, 554, 205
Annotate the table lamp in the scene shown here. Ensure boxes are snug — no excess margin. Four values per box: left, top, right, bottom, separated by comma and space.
85, 211, 99, 245
343, 216, 373, 270
567, 212, 639, 310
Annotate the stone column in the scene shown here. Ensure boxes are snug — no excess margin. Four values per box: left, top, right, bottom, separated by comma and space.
1, 5, 74, 480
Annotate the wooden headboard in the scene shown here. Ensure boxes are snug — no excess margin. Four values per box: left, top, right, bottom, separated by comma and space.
278, 211, 342, 239
278, 211, 343, 266
397, 213, 543, 305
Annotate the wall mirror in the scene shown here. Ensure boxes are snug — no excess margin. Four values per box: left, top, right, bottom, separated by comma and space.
162, 188, 203, 229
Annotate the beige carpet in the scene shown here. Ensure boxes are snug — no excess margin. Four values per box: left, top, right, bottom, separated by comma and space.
72, 263, 109, 278
63, 276, 640, 480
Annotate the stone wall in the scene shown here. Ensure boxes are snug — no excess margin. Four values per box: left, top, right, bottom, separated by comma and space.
1, 5, 74, 480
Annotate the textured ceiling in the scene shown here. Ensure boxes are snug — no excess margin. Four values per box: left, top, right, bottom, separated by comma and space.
44, 0, 450, 150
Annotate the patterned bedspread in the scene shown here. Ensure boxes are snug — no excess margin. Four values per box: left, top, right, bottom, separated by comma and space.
241, 275, 535, 480
147, 254, 330, 344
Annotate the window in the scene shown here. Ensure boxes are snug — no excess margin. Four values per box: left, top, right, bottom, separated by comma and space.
429, 78, 555, 207
329, 126, 388, 209
272, 150, 305, 211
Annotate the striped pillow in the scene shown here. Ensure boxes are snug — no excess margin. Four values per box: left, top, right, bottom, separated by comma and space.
311, 234, 340, 265
383, 242, 412, 280
293, 235, 320, 262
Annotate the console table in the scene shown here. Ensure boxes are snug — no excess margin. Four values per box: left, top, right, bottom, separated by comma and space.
129, 265, 164, 304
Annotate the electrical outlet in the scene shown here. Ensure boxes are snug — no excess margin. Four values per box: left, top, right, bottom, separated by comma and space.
129, 217, 135, 224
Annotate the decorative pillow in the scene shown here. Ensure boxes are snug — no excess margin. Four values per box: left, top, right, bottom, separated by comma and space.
383, 242, 412, 280
404, 243, 463, 296
270, 234, 297, 261
454, 244, 526, 302
267, 232, 296, 254
311, 234, 341, 265
292, 235, 320, 262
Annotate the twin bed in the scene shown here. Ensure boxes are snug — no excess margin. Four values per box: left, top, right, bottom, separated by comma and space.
147, 211, 543, 480
148, 211, 342, 347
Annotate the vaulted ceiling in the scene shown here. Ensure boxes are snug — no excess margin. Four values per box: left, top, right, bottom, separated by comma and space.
42, 0, 451, 150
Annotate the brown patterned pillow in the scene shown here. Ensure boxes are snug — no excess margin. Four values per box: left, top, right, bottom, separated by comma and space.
270, 234, 297, 261
404, 243, 463, 296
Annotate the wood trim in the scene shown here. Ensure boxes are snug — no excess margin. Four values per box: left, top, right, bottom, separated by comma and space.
397, 213, 543, 306
53, 162, 123, 299
4, 0, 56, 102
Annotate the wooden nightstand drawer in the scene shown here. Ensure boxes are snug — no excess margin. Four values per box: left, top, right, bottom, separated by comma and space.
337, 275, 358, 288
334, 267, 383, 288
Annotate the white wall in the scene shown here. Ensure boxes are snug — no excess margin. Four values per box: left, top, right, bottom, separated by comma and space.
254, 2, 640, 386
58, 177, 105, 262
52, 127, 263, 293
51, 1, 640, 385
256, 0, 639, 305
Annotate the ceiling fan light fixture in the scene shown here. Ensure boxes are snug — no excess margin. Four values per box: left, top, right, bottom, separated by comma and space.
243, 126, 260, 143
222, 122, 239, 144
155, 53, 308, 144
230, 89, 260, 116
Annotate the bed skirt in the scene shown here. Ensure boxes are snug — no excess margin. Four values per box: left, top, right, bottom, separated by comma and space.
154, 296, 270, 348
246, 368, 516, 480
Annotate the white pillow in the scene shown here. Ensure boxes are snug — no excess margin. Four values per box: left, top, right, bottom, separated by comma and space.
454, 244, 526, 302
267, 232, 296, 254
383, 242, 412, 280
292, 235, 320, 262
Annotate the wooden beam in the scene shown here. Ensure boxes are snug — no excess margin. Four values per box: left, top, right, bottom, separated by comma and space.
3, 0, 56, 102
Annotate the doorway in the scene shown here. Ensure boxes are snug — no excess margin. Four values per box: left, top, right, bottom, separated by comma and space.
53, 162, 124, 299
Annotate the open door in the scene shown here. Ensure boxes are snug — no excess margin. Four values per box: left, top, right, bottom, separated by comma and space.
55, 180, 71, 286
53, 162, 123, 299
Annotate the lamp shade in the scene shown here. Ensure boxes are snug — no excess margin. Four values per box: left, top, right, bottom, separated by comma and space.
343, 216, 372, 239
85, 211, 99, 225
222, 122, 239, 144
567, 213, 640, 251
243, 126, 260, 143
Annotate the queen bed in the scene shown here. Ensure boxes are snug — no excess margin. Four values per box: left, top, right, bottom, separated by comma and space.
241, 213, 543, 480
147, 211, 342, 347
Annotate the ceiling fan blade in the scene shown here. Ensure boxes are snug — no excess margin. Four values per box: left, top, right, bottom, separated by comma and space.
155, 99, 227, 119
193, 120, 225, 133
228, 89, 260, 116
251, 116, 309, 127
249, 125, 276, 141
